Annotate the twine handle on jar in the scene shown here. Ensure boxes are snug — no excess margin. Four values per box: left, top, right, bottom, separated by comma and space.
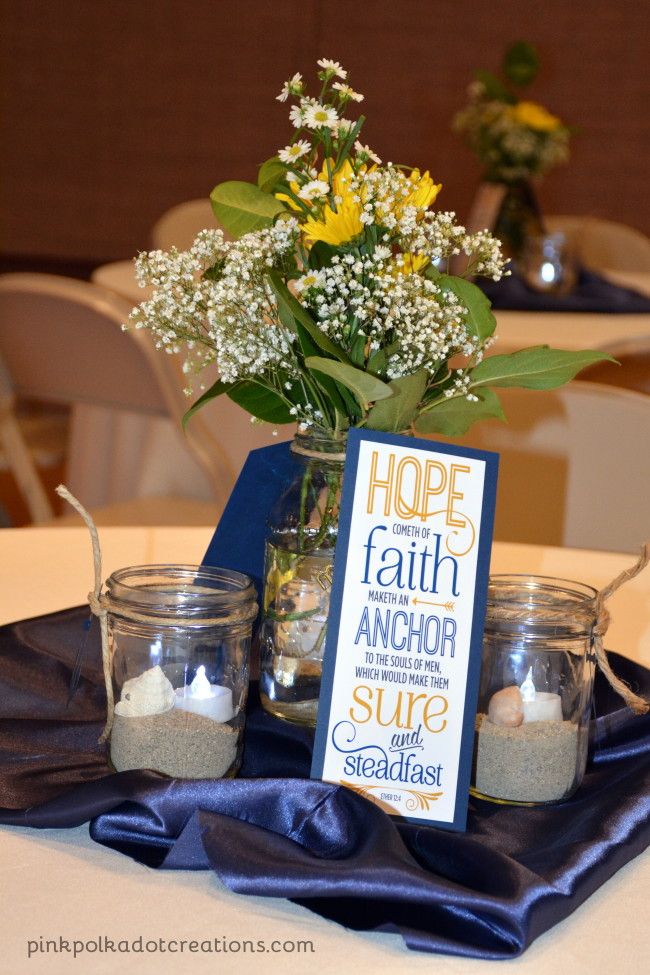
594, 543, 650, 715
290, 443, 347, 461
55, 486, 258, 742
55, 485, 114, 742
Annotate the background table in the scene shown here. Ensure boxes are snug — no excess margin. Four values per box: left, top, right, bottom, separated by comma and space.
494, 307, 650, 354
1, 527, 648, 974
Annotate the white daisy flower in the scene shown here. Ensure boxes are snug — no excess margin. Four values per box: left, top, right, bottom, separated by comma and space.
297, 179, 330, 201
303, 103, 339, 131
294, 270, 325, 293
317, 59, 347, 79
276, 73, 303, 102
277, 140, 311, 164
354, 141, 382, 164
289, 104, 304, 128
332, 82, 364, 102
336, 118, 355, 137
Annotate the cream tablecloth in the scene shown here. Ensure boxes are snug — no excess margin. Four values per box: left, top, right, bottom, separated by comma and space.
0, 527, 648, 974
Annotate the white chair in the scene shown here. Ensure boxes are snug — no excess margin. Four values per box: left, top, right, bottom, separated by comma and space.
0, 273, 241, 524
92, 199, 223, 306
0, 353, 58, 522
441, 381, 650, 553
545, 216, 650, 273
151, 199, 219, 251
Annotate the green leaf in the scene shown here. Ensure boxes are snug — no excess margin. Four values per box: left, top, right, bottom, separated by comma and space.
257, 157, 288, 193
308, 241, 338, 270
475, 69, 516, 104
182, 378, 234, 429
266, 271, 352, 363
334, 115, 365, 167
415, 389, 505, 437
210, 181, 287, 238
367, 339, 400, 375
470, 347, 617, 390
367, 348, 386, 373
424, 263, 442, 282
294, 319, 319, 358
202, 259, 226, 282
366, 369, 428, 433
305, 357, 394, 411
227, 380, 294, 424
294, 321, 357, 420
438, 274, 496, 341
503, 41, 539, 88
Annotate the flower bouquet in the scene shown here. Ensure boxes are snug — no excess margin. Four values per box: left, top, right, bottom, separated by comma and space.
453, 42, 571, 256
129, 59, 608, 723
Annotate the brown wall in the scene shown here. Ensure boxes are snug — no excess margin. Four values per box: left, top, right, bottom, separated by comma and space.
1, 0, 648, 264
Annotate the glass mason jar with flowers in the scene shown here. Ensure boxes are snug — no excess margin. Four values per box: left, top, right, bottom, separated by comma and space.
129, 58, 609, 725
453, 42, 572, 259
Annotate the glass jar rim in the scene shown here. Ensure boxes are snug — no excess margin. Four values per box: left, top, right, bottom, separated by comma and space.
106, 564, 258, 623
485, 573, 597, 638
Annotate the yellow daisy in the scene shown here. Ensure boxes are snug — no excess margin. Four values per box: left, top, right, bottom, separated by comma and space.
391, 252, 430, 276
301, 159, 364, 247
395, 170, 442, 216
510, 100, 563, 133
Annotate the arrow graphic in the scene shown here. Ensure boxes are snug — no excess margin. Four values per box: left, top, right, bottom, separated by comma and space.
412, 597, 455, 611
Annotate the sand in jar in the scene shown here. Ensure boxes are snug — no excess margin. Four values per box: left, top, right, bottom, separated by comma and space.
109, 665, 239, 779
474, 713, 579, 803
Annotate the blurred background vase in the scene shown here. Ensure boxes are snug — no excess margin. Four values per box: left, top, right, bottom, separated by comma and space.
492, 179, 545, 260
519, 230, 578, 294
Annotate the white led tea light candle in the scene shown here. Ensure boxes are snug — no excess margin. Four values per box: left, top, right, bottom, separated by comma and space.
174, 666, 234, 723
520, 667, 563, 723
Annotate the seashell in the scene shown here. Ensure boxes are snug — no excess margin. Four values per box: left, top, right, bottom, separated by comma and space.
114, 665, 175, 718
487, 685, 524, 727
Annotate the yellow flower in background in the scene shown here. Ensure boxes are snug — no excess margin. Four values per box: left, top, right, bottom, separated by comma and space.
510, 100, 563, 132
302, 159, 364, 246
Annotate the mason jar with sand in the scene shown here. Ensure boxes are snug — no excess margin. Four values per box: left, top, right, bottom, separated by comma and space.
472, 575, 597, 804
106, 565, 257, 779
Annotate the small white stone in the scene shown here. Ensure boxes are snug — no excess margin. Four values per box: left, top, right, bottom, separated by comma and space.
487, 685, 524, 728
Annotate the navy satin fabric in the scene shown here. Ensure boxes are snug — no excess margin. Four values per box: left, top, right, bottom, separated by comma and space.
481, 267, 650, 313
1, 607, 649, 959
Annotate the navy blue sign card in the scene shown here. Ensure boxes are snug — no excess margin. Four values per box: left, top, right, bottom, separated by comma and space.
311, 429, 498, 830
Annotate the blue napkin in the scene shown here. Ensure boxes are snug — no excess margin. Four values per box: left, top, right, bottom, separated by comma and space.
202, 440, 294, 604
481, 267, 650, 313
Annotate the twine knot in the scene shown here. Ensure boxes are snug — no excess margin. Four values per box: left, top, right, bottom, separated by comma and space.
88, 591, 107, 618
593, 602, 610, 639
